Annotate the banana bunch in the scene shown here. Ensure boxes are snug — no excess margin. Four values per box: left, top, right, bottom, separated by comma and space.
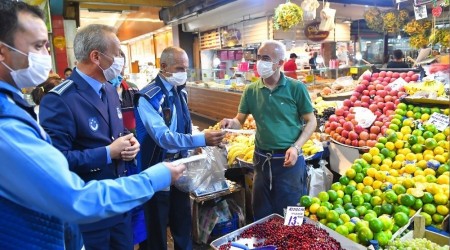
227, 144, 255, 166
313, 97, 338, 115
404, 80, 446, 97
302, 139, 323, 157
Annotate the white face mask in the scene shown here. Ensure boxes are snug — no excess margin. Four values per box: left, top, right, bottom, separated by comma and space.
165, 72, 187, 86
0, 42, 52, 88
98, 52, 124, 81
257, 60, 276, 79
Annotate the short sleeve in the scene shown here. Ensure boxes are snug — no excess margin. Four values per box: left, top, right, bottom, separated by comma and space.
238, 86, 250, 114
296, 83, 314, 115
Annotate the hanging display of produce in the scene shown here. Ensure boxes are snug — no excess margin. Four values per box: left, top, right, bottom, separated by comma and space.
273, 0, 303, 31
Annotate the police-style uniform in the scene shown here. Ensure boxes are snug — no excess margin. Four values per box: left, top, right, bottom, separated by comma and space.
39, 69, 132, 249
134, 76, 196, 250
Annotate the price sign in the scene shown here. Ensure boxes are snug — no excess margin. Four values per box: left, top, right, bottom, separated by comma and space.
284, 206, 305, 226
350, 67, 358, 74
427, 113, 449, 131
388, 77, 407, 91
353, 107, 376, 128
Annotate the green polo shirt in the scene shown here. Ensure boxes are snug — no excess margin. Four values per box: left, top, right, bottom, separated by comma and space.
238, 73, 313, 150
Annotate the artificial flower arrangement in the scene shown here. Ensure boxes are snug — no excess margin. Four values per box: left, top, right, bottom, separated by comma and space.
365, 7, 410, 34
364, 7, 384, 33
273, 0, 303, 31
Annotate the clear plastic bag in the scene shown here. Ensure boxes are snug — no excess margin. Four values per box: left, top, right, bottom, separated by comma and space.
307, 160, 333, 197
173, 147, 227, 192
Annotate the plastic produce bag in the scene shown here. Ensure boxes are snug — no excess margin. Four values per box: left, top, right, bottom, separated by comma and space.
174, 147, 228, 193
307, 160, 333, 197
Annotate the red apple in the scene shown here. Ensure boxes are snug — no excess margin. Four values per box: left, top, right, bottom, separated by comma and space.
373, 80, 381, 85
377, 90, 387, 98
343, 111, 349, 117
353, 92, 361, 98
345, 138, 352, 145
372, 73, 379, 78
411, 74, 419, 81
341, 130, 349, 138
343, 122, 353, 131
354, 101, 362, 107
404, 76, 411, 82
374, 110, 382, 117
336, 108, 344, 116
377, 102, 385, 110
392, 72, 400, 78
390, 78, 396, 83
355, 84, 366, 93
369, 104, 378, 112
343, 99, 352, 107
384, 95, 393, 102
352, 140, 359, 147
379, 71, 386, 77
370, 126, 381, 134
361, 80, 370, 86
386, 71, 393, 77
400, 72, 407, 79
369, 133, 378, 140
394, 99, 400, 105
407, 71, 415, 77
368, 85, 375, 91
355, 125, 364, 134
362, 90, 370, 96
336, 127, 344, 134
363, 75, 371, 81
330, 122, 339, 130
376, 84, 384, 91
382, 81, 389, 86
398, 91, 406, 98
348, 131, 358, 141
366, 140, 376, 147
385, 102, 395, 110
340, 137, 346, 144
361, 95, 370, 103
359, 131, 369, 140
358, 140, 366, 147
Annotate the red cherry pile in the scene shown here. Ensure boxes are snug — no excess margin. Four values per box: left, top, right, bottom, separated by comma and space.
218, 217, 342, 250
324, 71, 417, 148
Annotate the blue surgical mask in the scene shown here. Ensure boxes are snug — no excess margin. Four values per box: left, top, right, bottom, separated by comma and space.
109, 75, 123, 88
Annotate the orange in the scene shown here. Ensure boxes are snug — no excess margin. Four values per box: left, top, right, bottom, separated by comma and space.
380, 164, 390, 171
423, 168, 436, 176
437, 205, 449, 216
417, 160, 427, 169
385, 142, 395, 151
372, 180, 383, 190
434, 193, 448, 205
375, 172, 386, 181
415, 153, 424, 161
372, 155, 382, 165
435, 155, 446, 164
424, 154, 434, 161
421, 113, 430, 121
405, 153, 417, 161
363, 176, 374, 186
389, 169, 399, 177
402, 179, 415, 189
367, 168, 377, 178
395, 154, 405, 162
392, 161, 402, 170
394, 140, 404, 149
369, 147, 380, 156
309, 203, 320, 214
346, 168, 356, 179
403, 164, 416, 174
437, 175, 449, 185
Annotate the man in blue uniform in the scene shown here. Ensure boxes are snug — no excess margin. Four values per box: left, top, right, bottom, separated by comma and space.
134, 46, 225, 250
39, 24, 147, 249
0, 1, 185, 249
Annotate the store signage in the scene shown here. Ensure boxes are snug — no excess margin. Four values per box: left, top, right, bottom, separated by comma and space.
284, 206, 305, 226
304, 22, 329, 42
427, 113, 449, 132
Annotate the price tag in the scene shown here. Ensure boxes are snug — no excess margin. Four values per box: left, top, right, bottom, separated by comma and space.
350, 67, 358, 74
353, 107, 376, 128
284, 206, 305, 226
427, 113, 449, 131
388, 77, 407, 91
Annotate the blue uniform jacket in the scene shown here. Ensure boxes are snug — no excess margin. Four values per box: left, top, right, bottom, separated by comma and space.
39, 69, 128, 231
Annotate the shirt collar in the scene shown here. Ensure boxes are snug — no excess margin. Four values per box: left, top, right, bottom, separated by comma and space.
0, 80, 23, 98
256, 72, 287, 89
76, 68, 104, 96
159, 74, 174, 93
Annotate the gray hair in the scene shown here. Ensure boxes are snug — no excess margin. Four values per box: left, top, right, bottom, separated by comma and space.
74, 24, 117, 62
160, 46, 187, 65
261, 40, 286, 62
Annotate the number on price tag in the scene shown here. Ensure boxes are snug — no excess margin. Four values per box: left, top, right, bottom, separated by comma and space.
284, 206, 305, 226
427, 113, 449, 132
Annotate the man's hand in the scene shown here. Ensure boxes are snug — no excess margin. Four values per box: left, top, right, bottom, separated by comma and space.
121, 135, 140, 161
283, 147, 298, 167
163, 162, 186, 185
109, 134, 132, 159
220, 118, 236, 129
204, 131, 225, 146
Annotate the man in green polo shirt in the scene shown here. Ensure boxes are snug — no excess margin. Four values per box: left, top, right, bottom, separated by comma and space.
221, 40, 316, 220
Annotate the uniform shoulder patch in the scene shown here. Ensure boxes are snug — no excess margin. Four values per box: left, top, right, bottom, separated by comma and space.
142, 84, 161, 100
50, 79, 74, 95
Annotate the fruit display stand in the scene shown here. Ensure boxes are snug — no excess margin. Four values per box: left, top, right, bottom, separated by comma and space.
401, 215, 450, 247
210, 214, 366, 250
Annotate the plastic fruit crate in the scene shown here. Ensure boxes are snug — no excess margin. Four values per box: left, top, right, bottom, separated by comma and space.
211, 213, 239, 237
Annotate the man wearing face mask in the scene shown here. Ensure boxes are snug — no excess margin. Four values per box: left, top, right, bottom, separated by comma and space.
221, 40, 317, 220
134, 46, 225, 250
0, 2, 186, 250
39, 24, 140, 249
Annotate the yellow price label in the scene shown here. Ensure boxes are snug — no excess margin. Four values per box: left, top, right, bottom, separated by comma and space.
350, 67, 358, 74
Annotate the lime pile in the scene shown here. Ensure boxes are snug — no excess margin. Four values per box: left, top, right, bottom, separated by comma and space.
302, 102, 449, 247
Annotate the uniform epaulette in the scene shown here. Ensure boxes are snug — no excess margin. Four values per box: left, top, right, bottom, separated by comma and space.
142, 84, 161, 100
50, 79, 74, 95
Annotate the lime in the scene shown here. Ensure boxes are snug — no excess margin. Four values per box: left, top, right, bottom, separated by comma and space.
327, 190, 338, 202
335, 225, 349, 236
340, 213, 351, 222
348, 233, 359, 243
379, 216, 393, 231
393, 212, 409, 227
424, 138, 437, 150
326, 210, 340, 223
364, 213, 377, 222
411, 143, 423, 153
316, 206, 329, 219
358, 227, 374, 244
300, 195, 313, 207
321, 201, 333, 210
378, 137, 388, 144
311, 197, 321, 204
423, 203, 437, 215
421, 107, 431, 114
344, 221, 355, 233
356, 205, 368, 216
344, 203, 354, 211
384, 190, 398, 204
331, 182, 343, 191
394, 205, 410, 215
354, 173, 364, 183
381, 203, 394, 215
420, 212, 433, 226
326, 222, 337, 230
370, 196, 382, 207
346, 208, 359, 218
369, 218, 384, 233
343, 194, 352, 204
432, 214, 444, 224
318, 191, 329, 202
407, 135, 418, 145
340, 176, 350, 185
344, 185, 356, 195
375, 231, 390, 247
399, 194, 416, 207
423, 131, 434, 139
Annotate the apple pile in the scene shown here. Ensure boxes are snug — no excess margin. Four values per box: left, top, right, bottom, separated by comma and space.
324, 71, 418, 148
